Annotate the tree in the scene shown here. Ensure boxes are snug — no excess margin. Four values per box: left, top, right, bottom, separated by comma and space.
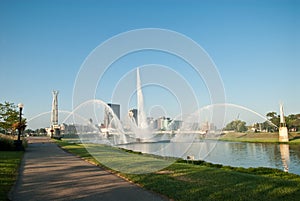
38, 128, 47, 135
0, 101, 26, 134
286, 114, 300, 131
260, 121, 277, 132
25, 129, 35, 135
266, 111, 280, 128
265, 112, 300, 131
266, 112, 277, 120
224, 120, 247, 132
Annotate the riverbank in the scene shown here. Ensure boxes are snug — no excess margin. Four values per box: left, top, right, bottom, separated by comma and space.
218, 132, 300, 144
56, 139, 300, 201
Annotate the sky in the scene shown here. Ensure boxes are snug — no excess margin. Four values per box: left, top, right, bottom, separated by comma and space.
0, 0, 299, 129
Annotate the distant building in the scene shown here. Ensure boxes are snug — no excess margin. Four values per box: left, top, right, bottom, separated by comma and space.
157, 116, 172, 130
169, 120, 183, 131
60, 123, 77, 134
129, 109, 138, 125
201, 121, 216, 131
146, 117, 153, 129
104, 103, 120, 128
108, 103, 120, 119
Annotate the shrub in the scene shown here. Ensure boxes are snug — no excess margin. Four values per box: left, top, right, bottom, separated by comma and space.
0, 134, 27, 151
0, 134, 15, 151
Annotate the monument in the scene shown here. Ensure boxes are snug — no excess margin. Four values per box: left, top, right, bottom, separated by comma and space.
279, 103, 289, 142
50, 90, 60, 137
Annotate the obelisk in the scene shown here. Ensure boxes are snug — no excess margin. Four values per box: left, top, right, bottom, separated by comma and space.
51, 90, 59, 127
279, 103, 289, 142
50, 90, 60, 137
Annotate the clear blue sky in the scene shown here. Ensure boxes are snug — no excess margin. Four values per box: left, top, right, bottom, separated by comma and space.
0, 0, 299, 128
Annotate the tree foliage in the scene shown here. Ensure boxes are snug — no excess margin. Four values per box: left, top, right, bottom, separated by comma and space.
0, 101, 26, 134
225, 120, 248, 132
265, 111, 300, 131
286, 114, 300, 131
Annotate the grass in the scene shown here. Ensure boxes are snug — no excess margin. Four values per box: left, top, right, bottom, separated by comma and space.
56, 140, 176, 174
0, 151, 23, 201
127, 163, 300, 201
56, 139, 300, 201
219, 132, 300, 144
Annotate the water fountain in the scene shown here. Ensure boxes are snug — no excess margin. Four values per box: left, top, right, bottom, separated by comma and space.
126, 68, 154, 142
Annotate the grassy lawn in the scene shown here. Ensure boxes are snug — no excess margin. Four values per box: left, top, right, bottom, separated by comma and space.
219, 132, 300, 144
0, 151, 23, 201
56, 140, 300, 201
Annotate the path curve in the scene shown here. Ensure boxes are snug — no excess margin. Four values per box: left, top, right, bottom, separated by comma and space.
10, 137, 168, 201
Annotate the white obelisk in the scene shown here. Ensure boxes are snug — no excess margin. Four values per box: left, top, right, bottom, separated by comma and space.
51, 90, 59, 126
50, 90, 60, 137
279, 103, 289, 142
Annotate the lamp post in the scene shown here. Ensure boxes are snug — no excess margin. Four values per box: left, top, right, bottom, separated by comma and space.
15, 103, 24, 150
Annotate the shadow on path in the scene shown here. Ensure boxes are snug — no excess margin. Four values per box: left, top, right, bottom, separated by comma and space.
10, 137, 168, 201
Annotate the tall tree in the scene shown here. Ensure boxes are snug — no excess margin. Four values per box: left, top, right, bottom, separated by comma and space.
0, 102, 26, 134
266, 112, 277, 119
224, 120, 248, 132
266, 111, 280, 127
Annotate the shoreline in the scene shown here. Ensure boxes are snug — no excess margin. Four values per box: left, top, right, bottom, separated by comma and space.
57, 138, 300, 175
62, 131, 300, 144
54, 139, 300, 200
215, 131, 300, 144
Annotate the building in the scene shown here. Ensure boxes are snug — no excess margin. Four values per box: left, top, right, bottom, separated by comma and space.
60, 123, 77, 135
169, 120, 183, 131
129, 109, 138, 125
157, 116, 172, 131
201, 121, 216, 131
104, 103, 120, 128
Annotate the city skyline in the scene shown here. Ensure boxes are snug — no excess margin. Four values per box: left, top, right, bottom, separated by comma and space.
0, 0, 299, 130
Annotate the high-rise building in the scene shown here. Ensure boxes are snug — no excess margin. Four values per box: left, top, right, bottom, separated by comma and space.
129, 109, 138, 125
104, 103, 120, 128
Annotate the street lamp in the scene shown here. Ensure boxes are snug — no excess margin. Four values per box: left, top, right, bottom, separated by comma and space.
16, 103, 24, 149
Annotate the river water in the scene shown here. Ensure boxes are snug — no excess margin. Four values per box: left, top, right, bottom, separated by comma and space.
118, 140, 300, 175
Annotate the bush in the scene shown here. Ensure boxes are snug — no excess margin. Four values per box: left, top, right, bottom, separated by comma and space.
0, 134, 15, 151
0, 134, 27, 151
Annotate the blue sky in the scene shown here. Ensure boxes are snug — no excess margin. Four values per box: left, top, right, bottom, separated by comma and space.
0, 0, 299, 128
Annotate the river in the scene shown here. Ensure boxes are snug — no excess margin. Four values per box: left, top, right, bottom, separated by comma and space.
118, 140, 300, 175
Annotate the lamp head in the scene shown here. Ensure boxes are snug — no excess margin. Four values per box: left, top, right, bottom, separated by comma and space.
18, 103, 24, 109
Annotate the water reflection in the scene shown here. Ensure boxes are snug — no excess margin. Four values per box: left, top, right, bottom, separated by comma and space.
280, 144, 290, 172
119, 140, 300, 175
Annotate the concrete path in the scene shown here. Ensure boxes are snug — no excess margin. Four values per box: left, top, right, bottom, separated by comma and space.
10, 137, 168, 201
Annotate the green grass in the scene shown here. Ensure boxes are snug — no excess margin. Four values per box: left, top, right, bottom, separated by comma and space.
56, 140, 176, 174
56, 140, 300, 201
219, 132, 300, 144
0, 151, 23, 201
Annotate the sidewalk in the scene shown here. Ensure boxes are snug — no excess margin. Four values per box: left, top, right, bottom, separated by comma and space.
10, 137, 168, 201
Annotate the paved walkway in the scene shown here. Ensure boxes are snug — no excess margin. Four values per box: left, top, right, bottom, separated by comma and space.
10, 137, 168, 201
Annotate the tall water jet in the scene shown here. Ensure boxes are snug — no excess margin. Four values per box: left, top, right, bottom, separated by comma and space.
136, 67, 148, 129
